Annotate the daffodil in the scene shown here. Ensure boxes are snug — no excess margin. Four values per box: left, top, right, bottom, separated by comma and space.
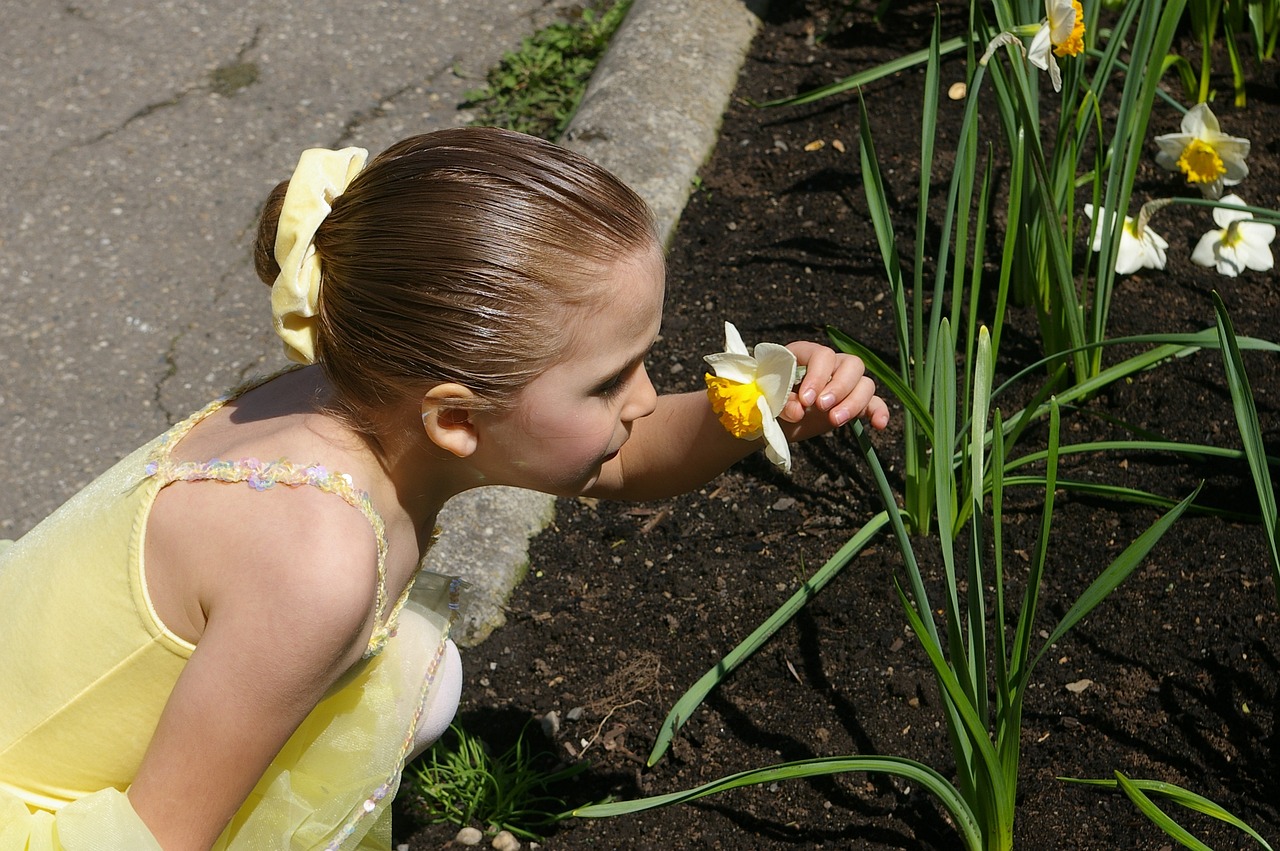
1154, 103, 1250, 199
704, 322, 798, 473
1027, 0, 1086, 92
1190, 194, 1276, 277
1084, 203, 1169, 275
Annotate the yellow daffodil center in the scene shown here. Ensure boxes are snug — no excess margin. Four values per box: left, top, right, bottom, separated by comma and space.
1052, 0, 1086, 56
705, 375, 763, 438
1222, 221, 1244, 248
1177, 138, 1226, 184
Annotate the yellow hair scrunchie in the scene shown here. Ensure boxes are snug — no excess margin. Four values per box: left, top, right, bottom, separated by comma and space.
271, 146, 368, 364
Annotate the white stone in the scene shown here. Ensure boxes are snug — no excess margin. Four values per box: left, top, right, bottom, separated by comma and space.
455, 826, 483, 846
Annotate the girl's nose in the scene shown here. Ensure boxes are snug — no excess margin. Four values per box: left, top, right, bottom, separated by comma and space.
623, 363, 658, 423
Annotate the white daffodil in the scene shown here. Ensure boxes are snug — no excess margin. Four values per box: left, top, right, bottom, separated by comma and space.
1154, 103, 1250, 199
1084, 203, 1169, 275
1027, 0, 1085, 92
1191, 194, 1276, 277
704, 321, 798, 473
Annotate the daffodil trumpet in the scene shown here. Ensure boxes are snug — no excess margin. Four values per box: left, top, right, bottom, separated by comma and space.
704, 322, 801, 473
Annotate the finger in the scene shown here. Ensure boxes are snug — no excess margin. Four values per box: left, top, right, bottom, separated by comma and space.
817, 354, 867, 412
788, 343, 836, 408
779, 395, 807, 423
866, 395, 891, 430
828, 375, 878, 426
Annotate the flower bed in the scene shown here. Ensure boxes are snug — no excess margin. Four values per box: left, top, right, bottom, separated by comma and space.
399, 0, 1279, 847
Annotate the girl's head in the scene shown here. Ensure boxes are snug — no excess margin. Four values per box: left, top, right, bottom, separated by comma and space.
254, 127, 658, 431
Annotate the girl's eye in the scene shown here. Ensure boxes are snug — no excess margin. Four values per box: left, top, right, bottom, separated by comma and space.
597, 364, 637, 399
598, 372, 629, 399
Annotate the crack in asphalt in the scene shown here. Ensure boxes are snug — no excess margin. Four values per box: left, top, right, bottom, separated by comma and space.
57, 26, 263, 155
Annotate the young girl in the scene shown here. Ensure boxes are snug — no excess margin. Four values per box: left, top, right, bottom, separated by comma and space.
0, 127, 889, 850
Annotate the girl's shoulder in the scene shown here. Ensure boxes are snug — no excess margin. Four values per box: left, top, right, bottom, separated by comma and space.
148, 469, 383, 653
144, 369, 391, 653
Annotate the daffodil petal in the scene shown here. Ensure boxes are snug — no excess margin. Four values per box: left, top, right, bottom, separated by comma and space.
1191, 231, 1220, 268
1215, 143, 1251, 182
1048, 0, 1077, 43
1115, 238, 1146, 275
1212, 197, 1252, 229
1239, 226, 1276, 271
1182, 102, 1218, 135
704, 352, 759, 385
1084, 203, 1124, 251
751, 342, 797, 412
758, 401, 792, 473
1153, 135, 1188, 171
1027, 25, 1051, 70
1215, 243, 1245, 277
723, 321, 750, 356
1244, 220, 1277, 244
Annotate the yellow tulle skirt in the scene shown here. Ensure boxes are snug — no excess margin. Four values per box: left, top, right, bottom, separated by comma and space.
1, 580, 459, 851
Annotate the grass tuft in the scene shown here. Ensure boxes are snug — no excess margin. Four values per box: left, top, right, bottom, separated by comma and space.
463, 0, 632, 140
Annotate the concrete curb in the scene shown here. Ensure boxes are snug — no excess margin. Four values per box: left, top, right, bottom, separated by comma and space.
433, 0, 765, 646
564, 0, 767, 249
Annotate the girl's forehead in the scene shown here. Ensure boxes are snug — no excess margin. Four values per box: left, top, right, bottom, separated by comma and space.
558, 250, 664, 352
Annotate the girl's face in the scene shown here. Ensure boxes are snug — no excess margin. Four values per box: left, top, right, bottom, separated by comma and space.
472, 246, 665, 495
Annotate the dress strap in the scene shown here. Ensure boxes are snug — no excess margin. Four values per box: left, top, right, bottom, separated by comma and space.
142, 374, 401, 658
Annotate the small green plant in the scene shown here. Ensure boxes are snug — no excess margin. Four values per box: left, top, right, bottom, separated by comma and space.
1177, 0, 1279, 106
463, 0, 632, 140
407, 723, 588, 841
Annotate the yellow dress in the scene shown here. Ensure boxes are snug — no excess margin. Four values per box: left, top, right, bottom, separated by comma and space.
0, 379, 460, 850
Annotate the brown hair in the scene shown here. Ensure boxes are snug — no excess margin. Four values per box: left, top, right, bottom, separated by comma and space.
254, 127, 657, 428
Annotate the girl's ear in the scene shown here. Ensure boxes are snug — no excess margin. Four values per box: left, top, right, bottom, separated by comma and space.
421, 384, 479, 458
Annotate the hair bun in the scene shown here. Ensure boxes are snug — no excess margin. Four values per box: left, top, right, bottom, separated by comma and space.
253, 180, 290, 286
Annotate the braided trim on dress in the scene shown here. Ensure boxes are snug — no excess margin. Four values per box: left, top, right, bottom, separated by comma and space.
140, 381, 403, 657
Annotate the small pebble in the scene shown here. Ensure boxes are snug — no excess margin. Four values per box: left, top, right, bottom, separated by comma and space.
540, 710, 560, 738
455, 826, 483, 845
948, 81, 967, 100
492, 830, 521, 851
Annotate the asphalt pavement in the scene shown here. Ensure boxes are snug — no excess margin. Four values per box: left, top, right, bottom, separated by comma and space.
0, 0, 764, 644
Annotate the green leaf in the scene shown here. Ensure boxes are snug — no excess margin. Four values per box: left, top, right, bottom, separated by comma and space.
751, 37, 971, 107
1063, 774, 1277, 850
1213, 291, 1280, 605
646, 512, 891, 766
574, 755, 983, 850
1033, 484, 1202, 670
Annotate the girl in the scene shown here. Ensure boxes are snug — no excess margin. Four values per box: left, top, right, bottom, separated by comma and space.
0, 127, 889, 850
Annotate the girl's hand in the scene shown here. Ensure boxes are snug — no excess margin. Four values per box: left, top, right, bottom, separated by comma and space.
778, 341, 890, 438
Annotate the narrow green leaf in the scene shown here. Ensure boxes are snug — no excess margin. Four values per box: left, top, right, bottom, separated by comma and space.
1062, 775, 1276, 850
646, 512, 890, 765
1212, 291, 1280, 604
574, 755, 982, 850
751, 37, 970, 107
1034, 484, 1203, 669
1112, 772, 1215, 851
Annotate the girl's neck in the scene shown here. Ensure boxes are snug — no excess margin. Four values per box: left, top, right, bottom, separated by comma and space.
337, 386, 483, 548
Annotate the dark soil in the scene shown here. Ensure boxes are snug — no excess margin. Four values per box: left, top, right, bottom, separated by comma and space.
399, 0, 1280, 847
